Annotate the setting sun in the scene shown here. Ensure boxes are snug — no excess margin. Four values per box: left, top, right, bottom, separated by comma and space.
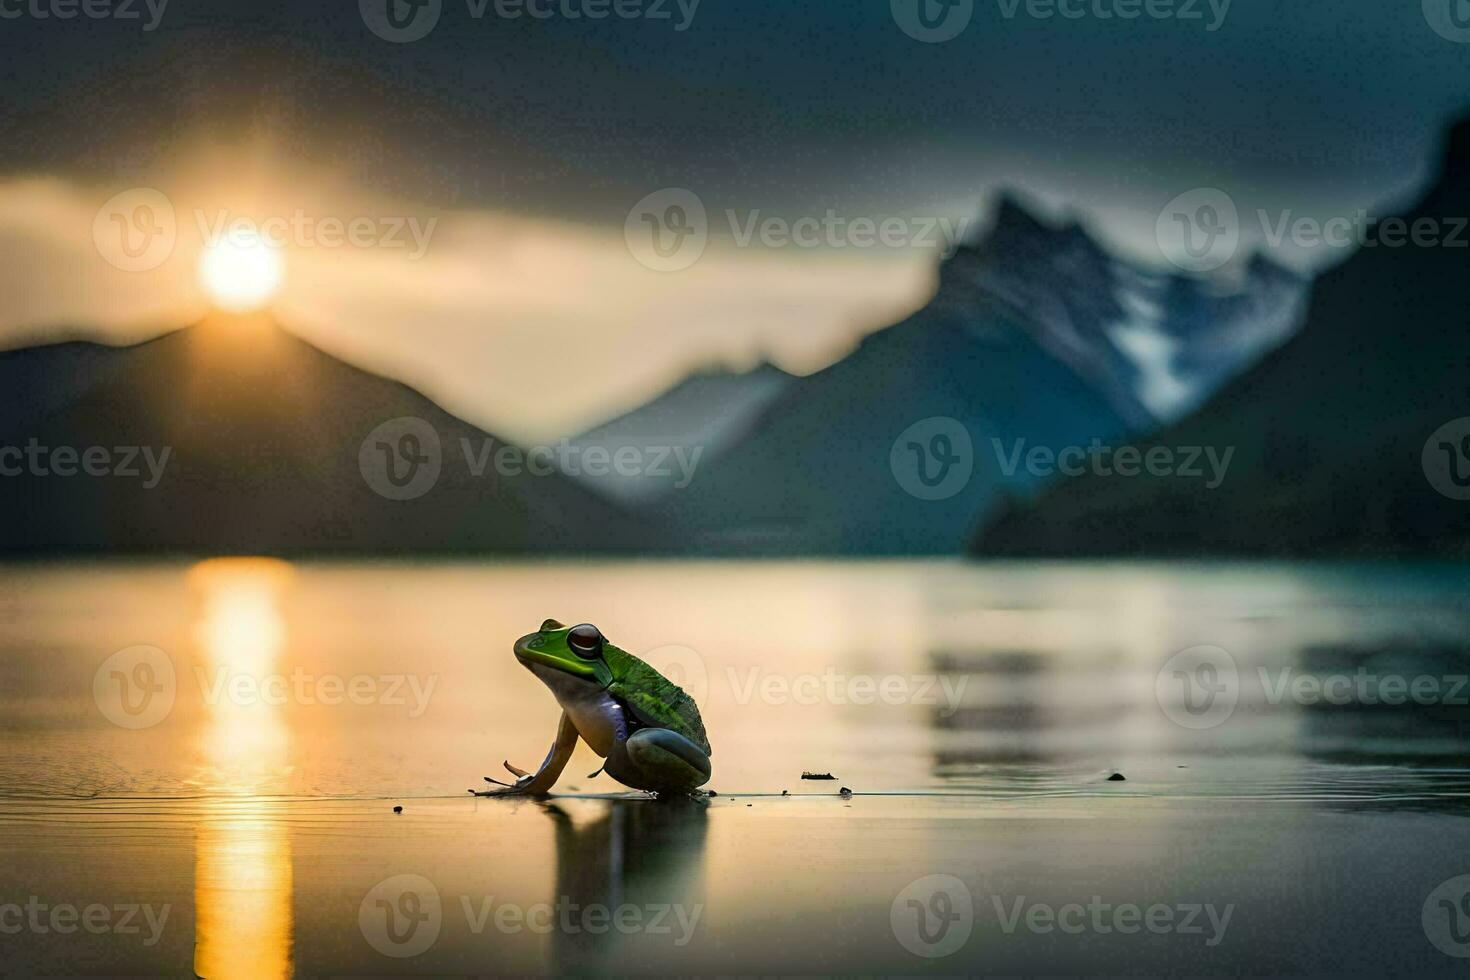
198, 233, 283, 313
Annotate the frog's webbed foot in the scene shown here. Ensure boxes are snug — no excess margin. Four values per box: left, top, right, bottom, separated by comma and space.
469, 773, 542, 797
474, 761, 533, 791
472, 712, 580, 798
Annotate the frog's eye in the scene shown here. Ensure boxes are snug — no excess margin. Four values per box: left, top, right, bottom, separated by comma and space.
567, 623, 604, 660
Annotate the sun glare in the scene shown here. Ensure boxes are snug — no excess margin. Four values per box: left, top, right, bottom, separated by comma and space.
198, 233, 284, 313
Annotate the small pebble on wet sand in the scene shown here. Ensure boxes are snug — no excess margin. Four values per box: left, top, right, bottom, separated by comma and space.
1108, 773, 1126, 781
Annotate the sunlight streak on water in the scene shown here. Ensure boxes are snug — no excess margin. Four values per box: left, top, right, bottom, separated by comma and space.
189, 559, 295, 980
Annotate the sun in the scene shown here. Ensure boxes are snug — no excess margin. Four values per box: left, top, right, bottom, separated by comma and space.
198, 232, 284, 313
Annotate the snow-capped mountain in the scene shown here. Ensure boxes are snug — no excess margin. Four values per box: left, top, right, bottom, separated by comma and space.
936, 195, 1308, 427
975, 119, 1470, 558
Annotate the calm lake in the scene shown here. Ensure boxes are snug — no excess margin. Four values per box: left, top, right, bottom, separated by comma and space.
2, 559, 1470, 975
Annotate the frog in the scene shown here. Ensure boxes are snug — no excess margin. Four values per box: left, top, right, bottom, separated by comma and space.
475, 619, 712, 797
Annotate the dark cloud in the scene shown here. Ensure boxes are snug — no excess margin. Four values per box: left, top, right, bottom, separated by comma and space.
1, 0, 1467, 222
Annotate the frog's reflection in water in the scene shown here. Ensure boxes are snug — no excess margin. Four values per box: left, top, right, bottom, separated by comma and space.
538, 797, 708, 972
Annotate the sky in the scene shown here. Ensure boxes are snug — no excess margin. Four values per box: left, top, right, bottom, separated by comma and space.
1, 0, 1468, 439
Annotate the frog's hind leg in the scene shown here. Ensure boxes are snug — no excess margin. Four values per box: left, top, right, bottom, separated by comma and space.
624, 728, 711, 793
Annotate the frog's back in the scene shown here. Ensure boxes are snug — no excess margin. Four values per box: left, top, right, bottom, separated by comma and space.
604, 645, 711, 756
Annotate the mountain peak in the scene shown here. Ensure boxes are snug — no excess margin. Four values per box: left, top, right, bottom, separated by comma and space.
979, 193, 1093, 251
989, 192, 1053, 235
936, 194, 1102, 285
0, 315, 640, 555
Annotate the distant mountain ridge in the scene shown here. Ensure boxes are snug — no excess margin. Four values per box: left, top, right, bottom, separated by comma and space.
972, 119, 1470, 557
0, 318, 646, 555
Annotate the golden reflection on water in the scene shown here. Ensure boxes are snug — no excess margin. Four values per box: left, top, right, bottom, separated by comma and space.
189, 559, 295, 980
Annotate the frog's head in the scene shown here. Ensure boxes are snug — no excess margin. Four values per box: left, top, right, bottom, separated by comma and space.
514, 618, 615, 688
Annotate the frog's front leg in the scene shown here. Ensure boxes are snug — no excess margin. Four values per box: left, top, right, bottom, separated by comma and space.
476, 711, 580, 797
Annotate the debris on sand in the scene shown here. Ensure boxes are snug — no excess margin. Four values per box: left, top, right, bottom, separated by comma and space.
839, 787, 853, 798
1107, 772, 1127, 781
393, 805, 403, 813
781, 790, 790, 796
801, 772, 836, 780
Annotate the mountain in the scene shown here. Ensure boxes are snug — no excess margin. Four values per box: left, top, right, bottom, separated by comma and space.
936, 195, 1307, 427
575, 195, 1307, 555
0, 318, 646, 555
642, 300, 1137, 553
972, 120, 1470, 558
0, 193, 1312, 558
562, 364, 794, 505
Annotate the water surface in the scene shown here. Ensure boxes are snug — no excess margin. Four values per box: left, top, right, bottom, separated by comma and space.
3, 560, 1469, 975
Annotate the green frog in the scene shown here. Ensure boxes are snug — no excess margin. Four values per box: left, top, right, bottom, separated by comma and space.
476, 620, 712, 797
